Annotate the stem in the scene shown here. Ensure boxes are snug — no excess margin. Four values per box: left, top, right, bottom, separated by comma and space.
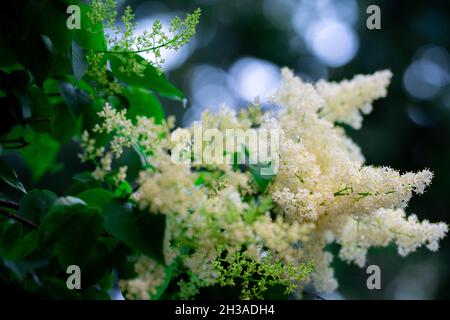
91, 37, 179, 55
295, 173, 304, 183
0, 208, 38, 230
334, 187, 353, 196
132, 142, 153, 170
356, 192, 371, 201
334, 187, 396, 199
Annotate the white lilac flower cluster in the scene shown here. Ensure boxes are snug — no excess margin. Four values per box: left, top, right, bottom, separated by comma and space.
80, 69, 447, 298
268, 68, 447, 291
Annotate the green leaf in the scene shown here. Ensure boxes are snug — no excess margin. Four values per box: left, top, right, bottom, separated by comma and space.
19, 130, 61, 182
121, 86, 165, 124
7, 30, 51, 86
71, 3, 107, 51
0, 158, 26, 193
39, 196, 102, 267
249, 163, 276, 193
79, 239, 129, 289
27, 85, 53, 133
43, 78, 64, 105
151, 264, 174, 300
98, 270, 115, 292
114, 181, 132, 198
38, 196, 87, 245
243, 197, 272, 224
55, 210, 102, 267
58, 81, 92, 117
1, 223, 23, 255
78, 188, 113, 210
109, 53, 185, 101
65, 172, 102, 195
5, 230, 39, 261
73, 172, 95, 184
18, 189, 57, 224
51, 102, 77, 143
44, 77, 95, 101
72, 172, 101, 189
72, 41, 88, 81
104, 199, 166, 264
38, 0, 72, 76
38, 1, 72, 56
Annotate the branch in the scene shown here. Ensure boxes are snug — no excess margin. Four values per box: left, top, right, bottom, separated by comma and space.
0, 204, 110, 236
0, 199, 19, 210
0, 208, 38, 230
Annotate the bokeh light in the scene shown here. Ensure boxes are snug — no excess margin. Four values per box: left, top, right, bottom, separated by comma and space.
229, 57, 280, 102
403, 46, 450, 100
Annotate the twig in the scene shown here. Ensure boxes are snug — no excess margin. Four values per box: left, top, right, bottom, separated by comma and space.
91, 37, 179, 55
0, 208, 38, 230
0, 199, 20, 210
0, 205, 111, 236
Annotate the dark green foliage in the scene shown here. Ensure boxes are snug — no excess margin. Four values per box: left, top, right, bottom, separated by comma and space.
0, 0, 186, 299
18, 189, 57, 224
109, 53, 185, 102
104, 199, 166, 264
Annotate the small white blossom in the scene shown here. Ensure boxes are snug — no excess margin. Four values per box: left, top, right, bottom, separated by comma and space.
338, 208, 448, 267
316, 70, 392, 129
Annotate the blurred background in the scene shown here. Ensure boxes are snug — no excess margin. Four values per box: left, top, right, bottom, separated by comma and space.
130, 0, 450, 299
8, 0, 450, 299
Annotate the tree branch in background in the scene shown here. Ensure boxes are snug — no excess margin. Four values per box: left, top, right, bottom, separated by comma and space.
0, 208, 38, 230
0, 199, 19, 210
0, 201, 111, 236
